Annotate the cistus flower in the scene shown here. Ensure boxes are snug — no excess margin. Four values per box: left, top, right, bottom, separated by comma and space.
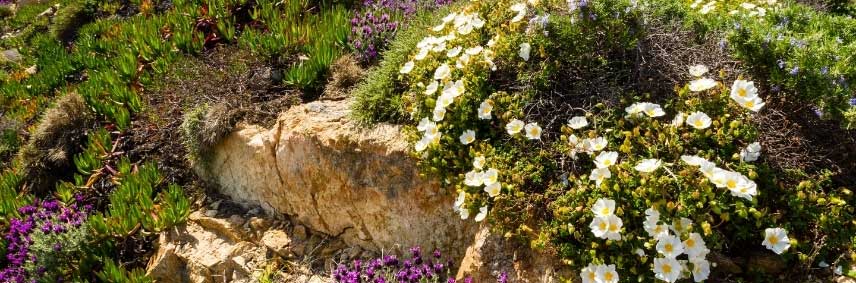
762, 228, 791, 254
634, 159, 662, 173
688, 78, 717, 92
653, 257, 682, 283
506, 119, 525, 135
568, 116, 588, 129
524, 122, 542, 140
688, 64, 709, 77
518, 42, 531, 61
685, 111, 712, 129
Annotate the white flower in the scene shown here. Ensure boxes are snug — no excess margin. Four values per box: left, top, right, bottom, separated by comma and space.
686, 111, 712, 129
690, 258, 710, 282
604, 215, 623, 240
447, 46, 462, 58
524, 122, 542, 140
415, 135, 432, 152
645, 207, 661, 220
432, 105, 446, 121
636, 248, 646, 257
459, 130, 476, 145
592, 198, 616, 217
595, 264, 619, 283
734, 95, 766, 112
740, 2, 757, 9
580, 263, 599, 283
730, 79, 759, 100
437, 93, 455, 108
473, 155, 486, 170
670, 217, 693, 235
645, 221, 670, 239
432, 23, 445, 32
415, 47, 430, 60
568, 116, 588, 129
654, 257, 683, 283
425, 80, 439, 95
643, 103, 666, 117
433, 63, 451, 80
464, 170, 484, 187
688, 78, 718, 92
442, 80, 465, 98
456, 53, 470, 69
635, 159, 662, 173
671, 112, 685, 127
459, 206, 470, 219
519, 43, 531, 61
417, 117, 431, 132
478, 100, 493, 119
510, 3, 527, 23
689, 64, 709, 77
626, 102, 665, 117
589, 167, 612, 186
763, 228, 790, 254
680, 155, 707, 166
656, 234, 685, 258
740, 142, 762, 162
590, 137, 608, 151
594, 151, 619, 168
482, 168, 499, 185
400, 61, 415, 74
590, 216, 610, 239
474, 205, 488, 222
442, 12, 456, 23
683, 233, 709, 259
484, 182, 501, 197
506, 119, 525, 135
454, 191, 465, 211
465, 46, 483, 55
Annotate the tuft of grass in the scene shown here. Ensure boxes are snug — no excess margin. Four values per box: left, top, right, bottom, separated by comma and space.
18, 92, 93, 196
181, 103, 241, 176
322, 54, 365, 100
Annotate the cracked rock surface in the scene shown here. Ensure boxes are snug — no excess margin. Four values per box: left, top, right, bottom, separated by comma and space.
206, 99, 477, 260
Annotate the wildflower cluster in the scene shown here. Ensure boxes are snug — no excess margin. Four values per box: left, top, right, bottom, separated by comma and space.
351, 0, 453, 64
365, 0, 856, 280
1, 197, 91, 283
332, 247, 479, 283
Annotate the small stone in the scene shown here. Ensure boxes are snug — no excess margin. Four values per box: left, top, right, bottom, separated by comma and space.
1, 49, 22, 63
204, 209, 218, 218
292, 225, 307, 241
836, 276, 856, 283
248, 217, 269, 231
228, 215, 245, 227
261, 230, 292, 257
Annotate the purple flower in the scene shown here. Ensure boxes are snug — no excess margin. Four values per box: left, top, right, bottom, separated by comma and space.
498, 272, 509, 283
777, 59, 786, 69
820, 66, 829, 75
849, 98, 856, 106
790, 66, 800, 76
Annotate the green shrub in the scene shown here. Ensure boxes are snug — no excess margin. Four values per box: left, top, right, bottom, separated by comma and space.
360, 0, 856, 280
49, 0, 97, 42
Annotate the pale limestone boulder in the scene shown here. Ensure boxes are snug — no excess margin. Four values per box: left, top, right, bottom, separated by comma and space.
206, 99, 477, 259
457, 226, 571, 282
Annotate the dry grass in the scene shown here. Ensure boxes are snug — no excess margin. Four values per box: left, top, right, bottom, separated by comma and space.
18, 92, 94, 196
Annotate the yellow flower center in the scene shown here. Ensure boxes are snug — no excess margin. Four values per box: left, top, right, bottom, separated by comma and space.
738, 88, 747, 97
608, 223, 618, 232
745, 100, 755, 108
599, 222, 607, 230
768, 235, 779, 245
685, 239, 695, 248
588, 272, 596, 281
664, 244, 673, 253
662, 264, 672, 274
605, 272, 614, 281
694, 120, 704, 127
726, 179, 737, 189
601, 207, 610, 215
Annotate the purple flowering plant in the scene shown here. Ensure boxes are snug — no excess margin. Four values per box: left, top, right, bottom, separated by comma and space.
0, 197, 92, 283
349, 0, 452, 64
333, 246, 476, 283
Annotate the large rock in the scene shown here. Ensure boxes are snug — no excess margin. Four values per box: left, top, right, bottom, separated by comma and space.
206, 99, 477, 259
457, 227, 571, 282
146, 212, 268, 283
